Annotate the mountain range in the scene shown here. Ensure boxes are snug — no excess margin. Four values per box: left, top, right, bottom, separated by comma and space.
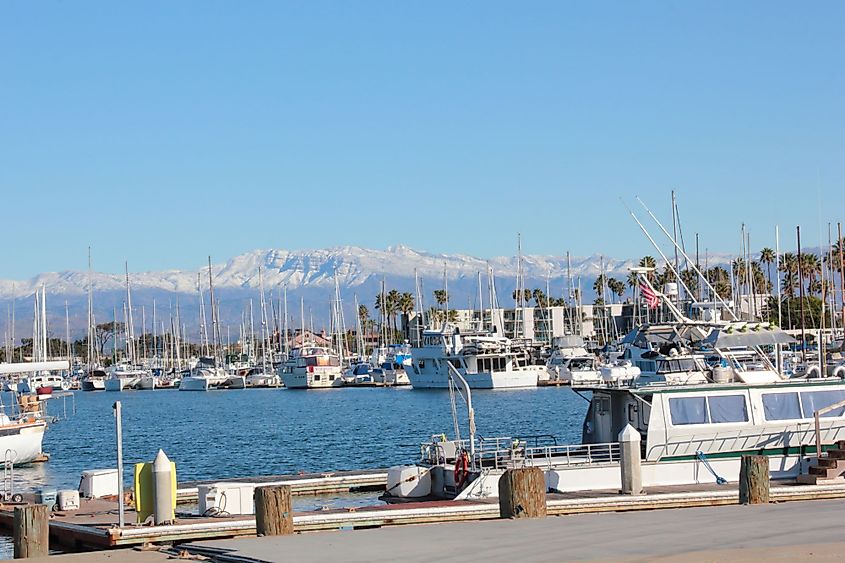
0, 245, 735, 341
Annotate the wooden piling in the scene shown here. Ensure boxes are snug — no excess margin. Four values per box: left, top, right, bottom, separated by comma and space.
498, 467, 547, 519
739, 455, 770, 505
13, 504, 49, 559
254, 485, 294, 536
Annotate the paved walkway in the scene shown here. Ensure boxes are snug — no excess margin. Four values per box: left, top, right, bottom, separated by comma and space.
182, 499, 845, 562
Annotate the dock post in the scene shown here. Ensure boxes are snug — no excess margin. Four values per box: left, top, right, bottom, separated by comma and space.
619, 424, 643, 495
739, 455, 769, 504
498, 467, 547, 518
13, 504, 49, 559
254, 485, 294, 536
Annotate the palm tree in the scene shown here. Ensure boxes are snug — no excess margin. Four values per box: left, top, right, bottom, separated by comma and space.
531, 288, 547, 308
608, 278, 625, 302
679, 269, 698, 295
357, 304, 369, 328
386, 289, 401, 337
433, 289, 447, 308
592, 274, 607, 300
760, 248, 775, 295
639, 256, 657, 282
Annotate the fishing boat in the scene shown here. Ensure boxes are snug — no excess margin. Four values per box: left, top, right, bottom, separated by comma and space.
406, 324, 542, 389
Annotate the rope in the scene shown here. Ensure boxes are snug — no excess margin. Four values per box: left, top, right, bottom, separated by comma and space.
696, 450, 727, 485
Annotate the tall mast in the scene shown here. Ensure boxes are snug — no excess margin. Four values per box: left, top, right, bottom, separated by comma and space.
41, 285, 47, 362
125, 262, 135, 363
207, 256, 220, 363
65, 300, 71, 368
87, 248, 93, 368
283, 284, 288, 356
776, 225, 782, 328
259, 266, 269, 372
797, 226, 807, 357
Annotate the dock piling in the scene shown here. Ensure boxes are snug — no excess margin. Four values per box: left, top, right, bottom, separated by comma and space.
13, 504, 48, 559
498, 467, 547, 518
739, 455, 770, 504
619, 425, 643, 495
254, 485, 294, 536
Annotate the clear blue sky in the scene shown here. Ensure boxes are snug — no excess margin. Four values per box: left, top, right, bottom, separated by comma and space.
2, 1, 843, 278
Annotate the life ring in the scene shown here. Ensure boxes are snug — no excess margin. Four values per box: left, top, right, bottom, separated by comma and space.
453, 451, 470, 489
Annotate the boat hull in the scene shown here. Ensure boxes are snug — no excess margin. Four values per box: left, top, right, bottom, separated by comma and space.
281, 368, 343, 389
81, 379, 106, 391
179, 376, 211, 391
0, 421, 47, 465
407, 367, 543, 389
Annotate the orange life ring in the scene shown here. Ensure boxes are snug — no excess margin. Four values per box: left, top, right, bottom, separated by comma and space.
453, 450, 470, 488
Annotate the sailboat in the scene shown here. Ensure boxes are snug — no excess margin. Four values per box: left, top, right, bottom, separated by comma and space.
180, 258, 229, 391
105, 264, 151, 391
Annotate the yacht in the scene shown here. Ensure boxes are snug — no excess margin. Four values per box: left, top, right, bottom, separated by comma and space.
545, 336, 602, 386
104, 363, 148, 392
20, 372, 70, 394
278, 345, 343, 389
179, 357, 229, 391
81, 368, 108, 391
406, 325, 542, 389
245, 367, 282, 388
385, 321, 842, 502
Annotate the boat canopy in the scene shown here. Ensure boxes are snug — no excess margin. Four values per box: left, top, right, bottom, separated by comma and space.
0, 361, 70, 375
553, 335, 586, 348
703, 323, 796, 348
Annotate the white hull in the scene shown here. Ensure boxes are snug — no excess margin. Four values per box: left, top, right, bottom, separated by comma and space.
82, 379, 106, 391
179, 376, 211, 391
136, 376, 157, 390
281, 368, 343, 389
454, 454, 803, 501
105, 377, 136, 392
0, 422, 46, 465
245, 373, 281, 388
407, 367, 542, 389
224, 375, 246, 389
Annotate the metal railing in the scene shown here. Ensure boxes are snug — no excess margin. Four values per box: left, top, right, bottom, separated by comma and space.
421, 435, 619, 471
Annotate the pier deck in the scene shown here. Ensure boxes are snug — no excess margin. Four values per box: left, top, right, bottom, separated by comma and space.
5, 478, 845, 552
179, 497, 845, 562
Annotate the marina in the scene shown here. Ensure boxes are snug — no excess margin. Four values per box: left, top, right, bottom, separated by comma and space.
2, 3, 845, 559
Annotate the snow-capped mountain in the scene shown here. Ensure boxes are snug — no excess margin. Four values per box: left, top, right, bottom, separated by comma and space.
0, 245, 730, 340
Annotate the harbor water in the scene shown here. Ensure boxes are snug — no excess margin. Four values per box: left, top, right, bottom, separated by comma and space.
6, 385, 587, 494
0, 386, 586, 558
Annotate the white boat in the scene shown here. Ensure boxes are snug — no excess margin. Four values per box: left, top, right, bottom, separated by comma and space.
179, 358, 229, 391
406, 324, 542, 389
386, 321, 838, 502
245, 368, 282, 388
135, 374, 158, 390
104, 363, 148, 392
278, 345, 343, 389
0, 411, 47, 465
20, 373, 70, 394
545, 336, 602, 385
81, 369, 107, 391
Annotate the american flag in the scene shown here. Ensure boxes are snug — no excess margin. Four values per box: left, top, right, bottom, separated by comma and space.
640, 282, 660, 309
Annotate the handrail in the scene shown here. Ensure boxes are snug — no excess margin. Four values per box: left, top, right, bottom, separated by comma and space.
814, 397, 845, 457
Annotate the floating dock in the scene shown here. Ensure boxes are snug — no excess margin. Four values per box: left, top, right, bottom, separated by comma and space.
4, 478, 845, 552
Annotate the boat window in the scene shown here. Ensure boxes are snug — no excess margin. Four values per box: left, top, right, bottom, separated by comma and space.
708, 395, 748, 423
800, 390, 845, 418
762, 392, 802, 421
669, 397, 708, 425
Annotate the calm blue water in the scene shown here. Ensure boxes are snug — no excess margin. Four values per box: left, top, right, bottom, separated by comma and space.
8, 386, 587, 492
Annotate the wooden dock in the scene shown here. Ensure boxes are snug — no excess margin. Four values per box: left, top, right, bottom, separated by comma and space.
5, 479, 845, 552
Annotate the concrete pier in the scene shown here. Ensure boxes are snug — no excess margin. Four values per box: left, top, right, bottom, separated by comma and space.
180, 498, 845, 562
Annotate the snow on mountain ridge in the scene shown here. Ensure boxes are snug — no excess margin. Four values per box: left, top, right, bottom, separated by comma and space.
0, 245, 738, 300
